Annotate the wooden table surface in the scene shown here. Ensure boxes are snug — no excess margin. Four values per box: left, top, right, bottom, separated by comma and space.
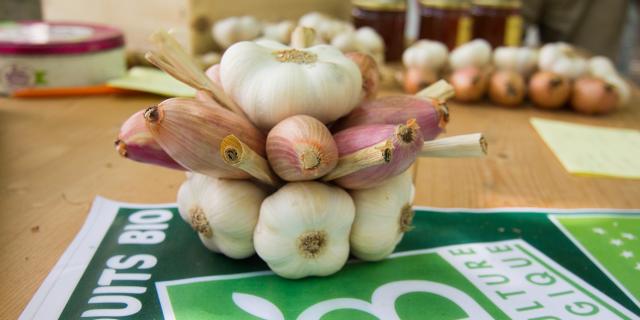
2, 90, 640, 318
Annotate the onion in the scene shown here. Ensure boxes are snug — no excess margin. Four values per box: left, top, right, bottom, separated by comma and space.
571, 77, 619, 115
449, 66, 489, 103
403, 68, 437, 95
345, 52, 380, 101
528, 71, 571, 109
488, 70, 526, 107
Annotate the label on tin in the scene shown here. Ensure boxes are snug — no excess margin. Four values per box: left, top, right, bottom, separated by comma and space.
0, 23, 93, 44
456, 16, 473, 47
504, 14, 523, 46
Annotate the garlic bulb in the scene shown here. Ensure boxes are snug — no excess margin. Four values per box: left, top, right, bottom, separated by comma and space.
449, 39, 491, 70
350, 170, 415, 261
493, 46, 538, 75
355, 27, 385, 62
262, 20, 295, 44
220, 40, 362, 130
403, 40, 449, 72
212, 16, 262, 49
330, 32, 365, 53
177, 173, 267, 259
538, 42, 587, 79
298, 12, 353, 42
588, 56, 631, 107
254, 182, 355, 279
266, 115, 338, 181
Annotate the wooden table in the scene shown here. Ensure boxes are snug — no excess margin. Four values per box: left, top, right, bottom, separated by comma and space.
2, 91, 640, 318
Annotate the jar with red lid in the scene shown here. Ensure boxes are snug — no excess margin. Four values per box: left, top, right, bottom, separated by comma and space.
471, 0, 523, 48
352, 0, 407, 62
418, 0, 472, 50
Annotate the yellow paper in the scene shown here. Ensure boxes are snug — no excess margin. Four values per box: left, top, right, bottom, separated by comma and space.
107, 67, 196, 97
530, 117, 640, 179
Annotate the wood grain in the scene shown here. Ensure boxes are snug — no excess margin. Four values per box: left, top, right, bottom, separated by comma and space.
1, 89, 639, 318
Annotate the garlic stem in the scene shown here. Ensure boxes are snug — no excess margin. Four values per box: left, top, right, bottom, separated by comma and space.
146, 31, 245, 117
290, 26, 316, 49
416, 79, 455, 102
419, 133, 487, 158
322, 139, 394, 181
220, 134, 282, 187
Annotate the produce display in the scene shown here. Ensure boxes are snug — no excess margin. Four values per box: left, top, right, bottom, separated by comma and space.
115, 27, 487, 279
401, 40, 632, 115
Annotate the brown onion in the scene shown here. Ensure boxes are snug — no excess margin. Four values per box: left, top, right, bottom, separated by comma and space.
488, 70, 526, 107
449, 66, 489, 103
571, 77, 618, 115
528, 71, 571, 109
403, 68, 437, 95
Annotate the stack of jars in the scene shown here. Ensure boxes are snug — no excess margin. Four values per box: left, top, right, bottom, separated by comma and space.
352, 0, 523, 61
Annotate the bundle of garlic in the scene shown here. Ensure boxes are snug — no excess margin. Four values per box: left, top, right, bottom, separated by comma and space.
115, 29, 488, 279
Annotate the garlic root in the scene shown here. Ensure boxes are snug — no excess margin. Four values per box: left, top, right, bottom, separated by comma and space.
220, 135, 281, 187
419, 133, 487, 158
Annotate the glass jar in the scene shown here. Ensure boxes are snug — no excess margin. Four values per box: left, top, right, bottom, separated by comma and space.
352, 0, 407, 62
471, 0, 522, 48
418, 0, 472, 50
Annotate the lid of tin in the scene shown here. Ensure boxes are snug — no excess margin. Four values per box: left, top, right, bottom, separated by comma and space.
471, 0, 521, 8
352, 0, 407, 11
419, 0, 470, 9
0, 21, 124, 55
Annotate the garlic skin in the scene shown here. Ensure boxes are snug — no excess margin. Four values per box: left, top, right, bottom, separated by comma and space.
350, 170, 415, 261
262, 20, 295, 44
212, 16, 262, 49
266, 115, 338, 181
493, 46, 538, 75
177, 173, 267, 259
220, 40, 362, 130
449, 39, 491, 70
403, 40, 448, 72
254, 182, 355, 279
538, 42, 587, 79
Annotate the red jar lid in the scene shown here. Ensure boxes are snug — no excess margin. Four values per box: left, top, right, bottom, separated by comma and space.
0, 21, 124, 55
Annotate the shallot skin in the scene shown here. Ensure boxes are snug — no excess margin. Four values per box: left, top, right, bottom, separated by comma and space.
115, 109, 185, 170
333, 95, 447, 141
571, 77, 619, 115
345, 52, 380, 101
333, 122, 423, 190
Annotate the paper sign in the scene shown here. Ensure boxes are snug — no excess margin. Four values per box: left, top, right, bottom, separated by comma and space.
19, 198, 640, 319
530, 117, 640, 179
107, 67, 196, 97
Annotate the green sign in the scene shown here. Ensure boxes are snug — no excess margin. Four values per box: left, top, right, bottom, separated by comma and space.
20, 198, 640, 319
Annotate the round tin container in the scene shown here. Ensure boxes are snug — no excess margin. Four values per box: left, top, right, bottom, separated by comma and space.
0, 21, 126, 94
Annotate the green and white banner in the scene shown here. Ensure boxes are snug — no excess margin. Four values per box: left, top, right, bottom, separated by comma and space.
20, 197, 640, 319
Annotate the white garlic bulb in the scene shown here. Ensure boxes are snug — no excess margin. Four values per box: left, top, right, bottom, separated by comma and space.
220, 40, 362, 130
299, 12, 353, 42
212, 16, 262, 49
449, 39, 492, 70
177, 173, 267, 259
538, 42, 587, 79
403, 40, 449, 72
331, 32, 365, 53
262, 20, 296, 44
493, 46, 538, 75
349, 170, 415, 261
355, 27, 385, 59
254, 182, 355, 279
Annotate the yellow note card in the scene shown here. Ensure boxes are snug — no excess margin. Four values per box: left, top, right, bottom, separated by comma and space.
530, 117, 640, 179
107, 67, 196, 97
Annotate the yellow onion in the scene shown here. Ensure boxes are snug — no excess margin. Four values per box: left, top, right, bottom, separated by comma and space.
403, 68, 437, 95
571, 77, 618, 115
488, 70, 526, 107
449, 66, 489, 103
528, 71, 571, 109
